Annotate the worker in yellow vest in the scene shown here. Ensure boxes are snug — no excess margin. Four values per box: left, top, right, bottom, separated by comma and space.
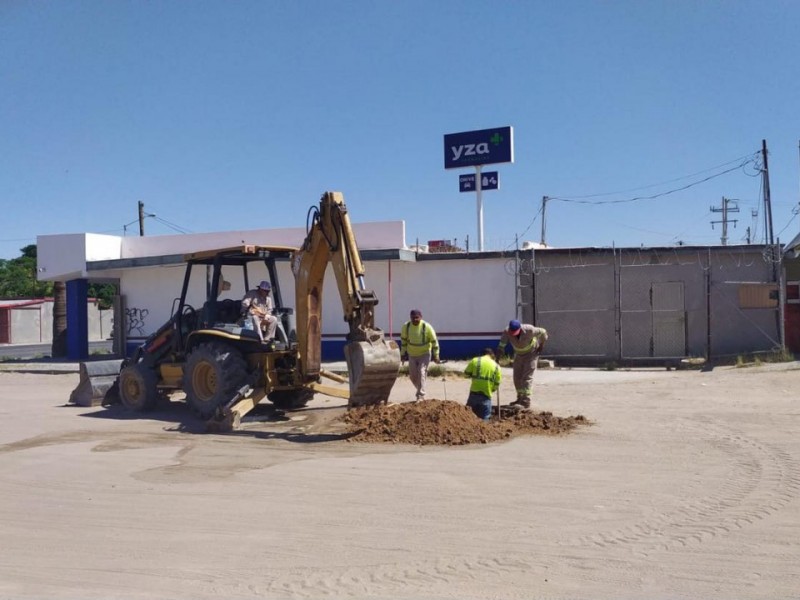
464, 348, 502, 421
400, 309, 440, 400
496, 319, 548, 409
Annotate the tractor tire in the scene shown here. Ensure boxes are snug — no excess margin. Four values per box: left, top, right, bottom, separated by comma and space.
267, 388, 314, 411
184, 341, 248, 418
118, 363, 159, 412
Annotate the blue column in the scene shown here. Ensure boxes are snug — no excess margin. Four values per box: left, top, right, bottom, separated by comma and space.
66, 279, 89, 360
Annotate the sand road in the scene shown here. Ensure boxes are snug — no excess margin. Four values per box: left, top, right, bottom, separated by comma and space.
0, 363, 798, 600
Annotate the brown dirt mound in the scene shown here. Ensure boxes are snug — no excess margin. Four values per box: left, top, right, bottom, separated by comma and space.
341, 399, 589, 446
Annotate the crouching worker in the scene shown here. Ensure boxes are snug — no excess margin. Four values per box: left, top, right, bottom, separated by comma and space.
241, 280, 277, 343
464, 348, 502, 421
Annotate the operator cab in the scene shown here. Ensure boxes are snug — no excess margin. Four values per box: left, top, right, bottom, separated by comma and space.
175, 245, 297, 350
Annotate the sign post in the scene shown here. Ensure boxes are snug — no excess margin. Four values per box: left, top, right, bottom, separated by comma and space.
476, 165, 484, 251
443, 126, 513, 251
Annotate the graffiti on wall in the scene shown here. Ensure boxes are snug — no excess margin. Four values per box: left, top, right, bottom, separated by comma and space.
125, 307, 149, 336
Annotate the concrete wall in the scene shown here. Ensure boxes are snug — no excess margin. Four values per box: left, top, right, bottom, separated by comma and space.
5, 300, 109, 344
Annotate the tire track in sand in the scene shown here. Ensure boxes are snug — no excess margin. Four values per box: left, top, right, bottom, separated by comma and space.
576, 417, 800, 553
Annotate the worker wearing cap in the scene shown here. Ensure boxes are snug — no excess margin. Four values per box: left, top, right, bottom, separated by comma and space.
464, 348, 502, 421
400, 309, 440, 400
241, 280, 277, 343
497, 319, 548, 408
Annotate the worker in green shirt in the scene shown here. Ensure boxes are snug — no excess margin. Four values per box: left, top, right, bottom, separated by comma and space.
400, 309, 440, 400
464, 348, 502, 421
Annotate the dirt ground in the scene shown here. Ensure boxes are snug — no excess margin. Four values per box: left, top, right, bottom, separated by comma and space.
1, 362, 799, 600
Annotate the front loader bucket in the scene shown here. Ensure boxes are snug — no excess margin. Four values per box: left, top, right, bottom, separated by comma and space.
344, 337, 401, 408
69, 360, 123, 407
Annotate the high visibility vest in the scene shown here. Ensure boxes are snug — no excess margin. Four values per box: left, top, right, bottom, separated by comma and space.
465, 355, 501, 397
401, 320, 439, 358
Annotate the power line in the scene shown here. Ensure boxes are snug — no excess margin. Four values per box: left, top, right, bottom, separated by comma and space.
150, 215, 193, 234
550, 152, 760, 201
550, 157, 757, 205
503, 202, 543, 251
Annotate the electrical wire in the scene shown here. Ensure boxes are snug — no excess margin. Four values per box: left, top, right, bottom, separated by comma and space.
550, 152, 760, 201
502, 203, 543, 251
775, 204, 800, 241
150, 215, 193, 234
550, 158, 756, 205
511, 151, 763, 249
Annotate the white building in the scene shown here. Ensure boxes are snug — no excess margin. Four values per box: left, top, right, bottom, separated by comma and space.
36, 221, 518, 361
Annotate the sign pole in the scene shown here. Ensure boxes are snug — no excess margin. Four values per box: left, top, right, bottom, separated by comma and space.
476, 165, 484, 251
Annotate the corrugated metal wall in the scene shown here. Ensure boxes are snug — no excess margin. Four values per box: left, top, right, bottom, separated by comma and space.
522, 245, 781, 362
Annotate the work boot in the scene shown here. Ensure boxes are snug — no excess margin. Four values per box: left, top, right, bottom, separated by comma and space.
510, 397, 531, 409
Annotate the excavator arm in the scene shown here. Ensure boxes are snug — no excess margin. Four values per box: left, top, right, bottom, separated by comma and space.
292, 192, 400, 407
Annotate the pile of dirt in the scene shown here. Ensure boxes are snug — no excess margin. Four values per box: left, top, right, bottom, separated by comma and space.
341, 399, 589, 446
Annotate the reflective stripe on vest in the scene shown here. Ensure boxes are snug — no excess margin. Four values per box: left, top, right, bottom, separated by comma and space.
472, 357, 500, 382
403, 322, 428, 347
514, 335, 538, 354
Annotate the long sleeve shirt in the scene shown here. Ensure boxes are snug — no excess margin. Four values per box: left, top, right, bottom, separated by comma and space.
498, 324, 548, 355
400, 319, 440, 359
241, 290, 274, 317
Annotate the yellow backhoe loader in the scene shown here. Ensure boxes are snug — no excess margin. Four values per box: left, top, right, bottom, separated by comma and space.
70, 192, 400, 430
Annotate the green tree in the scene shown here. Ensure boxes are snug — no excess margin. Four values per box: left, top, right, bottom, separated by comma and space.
0, 244, 52, 298
88, 283, 117, 310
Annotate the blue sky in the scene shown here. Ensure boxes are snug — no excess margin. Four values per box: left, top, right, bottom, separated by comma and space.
1, 1, 799, 260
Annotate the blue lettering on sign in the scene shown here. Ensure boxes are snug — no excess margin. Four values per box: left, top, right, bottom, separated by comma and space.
444, 127, 514, 169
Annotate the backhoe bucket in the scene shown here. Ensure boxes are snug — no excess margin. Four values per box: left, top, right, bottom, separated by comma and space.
69, 360, 123, 407
344, 337, 401, 408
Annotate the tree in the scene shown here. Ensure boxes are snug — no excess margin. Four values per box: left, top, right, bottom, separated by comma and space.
52, 281, 67, 357
0, 244, 52, 298
88, 283, 117, 310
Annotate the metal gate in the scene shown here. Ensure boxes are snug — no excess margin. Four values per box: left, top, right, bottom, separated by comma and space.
651, 281, 686, 357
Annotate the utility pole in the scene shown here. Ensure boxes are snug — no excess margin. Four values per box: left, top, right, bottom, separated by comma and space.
762, 139, 774, 246
710, 197, 739, 245
138, 201, 145, 237
540, 196, 549, 246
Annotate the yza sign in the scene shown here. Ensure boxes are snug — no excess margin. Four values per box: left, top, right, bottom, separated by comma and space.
443, 126, 514, 169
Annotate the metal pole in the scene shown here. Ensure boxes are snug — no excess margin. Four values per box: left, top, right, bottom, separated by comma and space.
387, 259, 392, 340
540, 196, 549, 246
778, 239, 786, 352
476, 165, 484, 251
138, 201, 145, 237
763, 139, 774, 246
722, 197, 728, 246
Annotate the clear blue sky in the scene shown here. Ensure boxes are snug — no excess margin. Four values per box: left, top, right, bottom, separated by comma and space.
2, 1, 799, 260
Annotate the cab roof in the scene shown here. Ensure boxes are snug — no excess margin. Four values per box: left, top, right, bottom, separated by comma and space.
183, 244, 296, 265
